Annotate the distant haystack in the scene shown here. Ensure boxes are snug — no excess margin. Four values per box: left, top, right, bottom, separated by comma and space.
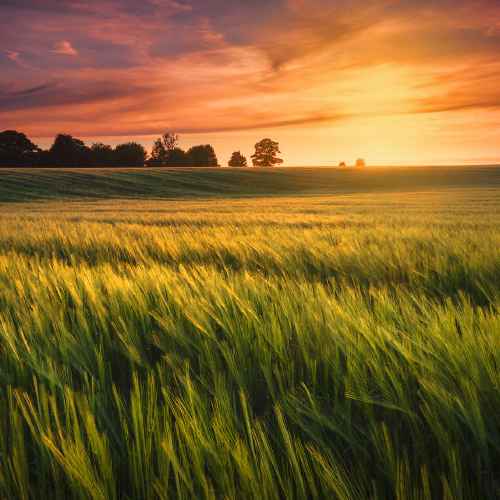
339, 161, 347, 167
356, 158, 366, 167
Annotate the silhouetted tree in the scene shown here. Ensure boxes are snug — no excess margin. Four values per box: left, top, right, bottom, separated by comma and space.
0, 131, 222, 169
0, 130, 40, 166
114, 142, 147, 167
90, 143, 114, 166
34, 150, 53, 167
339, 161, 347, 167
186, 145, 219, 167
149, 132, 180, 166
167, 147, 188, 166
149, 139, 168, 166
252, 139, 283, 167
228, 151, 247, 167
162, 132, 179, 151
356, 158, 366, 167
49, 134, 90, 167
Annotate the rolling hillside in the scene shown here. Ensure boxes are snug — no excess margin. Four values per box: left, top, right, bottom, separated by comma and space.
1, 165, 499, 202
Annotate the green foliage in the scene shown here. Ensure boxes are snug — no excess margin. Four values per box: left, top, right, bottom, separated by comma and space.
0, 167, 499, 498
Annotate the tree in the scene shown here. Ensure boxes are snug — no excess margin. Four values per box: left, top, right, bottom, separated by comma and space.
149, 139, 168, 166
251, 139, 283, 167
339, 161, 347, 168
0, 130, 40, 166
186, 145, 219, 167
149, 132, 180, 166
113, 142, 147, 167
33, 150, 52, 167
90, 143, 114, 166
355, 158, 366, 167
49, 134, 90, 167
162, 132, 179, 151
228, 151, 247, 167
167, 147, 188, 166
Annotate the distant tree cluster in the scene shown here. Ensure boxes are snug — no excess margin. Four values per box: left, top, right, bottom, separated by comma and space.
0, 130, 286, 168
0, 130, 146, 167
0, 131, 41, 167
226, 139, 283, 168
338, 159, 366, 168
147, 133, 219, 167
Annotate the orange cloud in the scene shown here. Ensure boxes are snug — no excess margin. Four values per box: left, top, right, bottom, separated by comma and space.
1, 0, 500, 164
5, 50, 21, 62
53, 40, 78, 56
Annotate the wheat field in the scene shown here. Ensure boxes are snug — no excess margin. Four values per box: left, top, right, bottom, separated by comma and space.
0, 166, 499, 499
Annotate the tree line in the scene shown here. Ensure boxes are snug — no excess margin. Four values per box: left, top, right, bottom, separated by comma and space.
0, 130, 284, 168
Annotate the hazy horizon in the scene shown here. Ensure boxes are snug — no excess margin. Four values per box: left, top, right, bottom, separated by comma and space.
30, 132, 500, 168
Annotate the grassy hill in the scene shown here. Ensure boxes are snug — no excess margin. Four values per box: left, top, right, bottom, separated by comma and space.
1, 165, 499, 202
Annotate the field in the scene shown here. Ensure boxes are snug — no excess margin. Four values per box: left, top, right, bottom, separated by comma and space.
0, 166, 499, 499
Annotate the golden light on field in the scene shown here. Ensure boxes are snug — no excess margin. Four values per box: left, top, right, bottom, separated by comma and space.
1, 2, 500, 494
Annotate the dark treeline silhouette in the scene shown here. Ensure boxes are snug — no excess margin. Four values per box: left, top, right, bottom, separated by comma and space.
227, 139, 283, 167
147, 133, 219, 167
228, 151, 247, 167
0, 130, 41, 167
0, 130, 287, 168
0, 131, 147, 167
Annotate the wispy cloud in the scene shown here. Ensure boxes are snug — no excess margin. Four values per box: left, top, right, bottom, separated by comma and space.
52, 40, 78, 56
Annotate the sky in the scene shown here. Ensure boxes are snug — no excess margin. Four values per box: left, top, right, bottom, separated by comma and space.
1, 0, 500, 166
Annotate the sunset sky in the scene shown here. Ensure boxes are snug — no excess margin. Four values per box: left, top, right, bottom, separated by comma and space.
2, 0, 500, 165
